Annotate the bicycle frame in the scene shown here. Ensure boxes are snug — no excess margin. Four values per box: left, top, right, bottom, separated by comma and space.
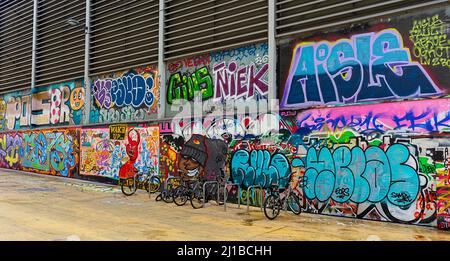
267, 173, 300, 212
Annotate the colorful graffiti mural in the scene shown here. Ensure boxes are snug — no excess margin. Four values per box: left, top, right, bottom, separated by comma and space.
410, 14, 450, 68
80, 125, 159, 180
437, 149, 450, 229
160, 121, 185, 178
273, 10, 449, 229
0, 129, 80, 177
231, 149, 291, 188
158, 97, 449, 228
277, 97, 449, 227
176, 134, 228, 181
89, 65, 158, 124
0, 7, 447, 232
166, 42, 269, 117
0, 90, 31, 131
0, 80, 85, 131
281, 29, 442, 109
284, 98, 450, 136
32, 80, 86, 126
279, 11, 450, 110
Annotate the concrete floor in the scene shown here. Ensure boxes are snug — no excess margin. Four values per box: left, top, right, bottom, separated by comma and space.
0, 170, 450, 241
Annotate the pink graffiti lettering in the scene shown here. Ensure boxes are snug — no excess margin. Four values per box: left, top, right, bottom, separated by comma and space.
213, 61, 268, 100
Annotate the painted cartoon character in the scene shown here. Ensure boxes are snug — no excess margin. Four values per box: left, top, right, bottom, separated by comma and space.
70, 87, 85, 125
119, 129, 141, 179
177, 134, 228, 181
177, 134, 207, 180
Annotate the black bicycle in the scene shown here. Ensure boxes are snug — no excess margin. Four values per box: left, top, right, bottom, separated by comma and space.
121, 171, 161, 196
155, 177, 181, 203
189, 169, 228, 209
172, 178, 204, 207
263, 173, 302, 220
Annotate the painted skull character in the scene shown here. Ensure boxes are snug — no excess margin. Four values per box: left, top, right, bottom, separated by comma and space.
177, 134, 207, 179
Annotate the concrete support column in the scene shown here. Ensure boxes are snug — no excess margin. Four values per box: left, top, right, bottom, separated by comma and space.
157, 0, 166, 120
83, 0, 91, 125
268, 0, 277, 113
31, 0, 38, 91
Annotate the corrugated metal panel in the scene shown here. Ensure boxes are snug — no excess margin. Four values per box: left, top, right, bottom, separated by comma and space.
35, 0, 86, 87
89, 0, 159, 76
0, 0, 34, 92
163, 0, 268, 61
276, 0, 449, 39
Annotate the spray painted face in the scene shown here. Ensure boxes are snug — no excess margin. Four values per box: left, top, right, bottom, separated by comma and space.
177, 154, 204, 179
70, 87, 85, 111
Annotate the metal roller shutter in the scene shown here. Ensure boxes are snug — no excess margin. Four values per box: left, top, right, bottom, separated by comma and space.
163, 0, 269, 61
89, 0, 159, 76
0, 0, 34, 93
35, 0, 86, 87
276, 0, 449, 39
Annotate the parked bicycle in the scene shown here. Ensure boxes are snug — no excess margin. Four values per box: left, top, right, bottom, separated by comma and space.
172, 178, 204, 208
121, 170, 161, 196
155, 176, 181, 203
190, 170, 227, 209
263, 173, 302, 220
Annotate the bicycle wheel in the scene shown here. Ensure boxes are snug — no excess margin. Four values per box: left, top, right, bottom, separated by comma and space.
121, 178, 137, 196
287, 193, 302, 215
161, 190, 173, 203
173, 186, 188, 206
190, 186, 204, 209
263, 194, 281, 220
161, 182, 176, 203
155, 193, 162, 201
149, 176, 161, 193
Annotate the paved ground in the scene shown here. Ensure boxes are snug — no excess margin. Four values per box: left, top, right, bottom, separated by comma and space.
0, 170, 450, 241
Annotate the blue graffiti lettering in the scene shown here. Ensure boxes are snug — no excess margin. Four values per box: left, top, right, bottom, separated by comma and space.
301, 143, 420, 207
281, 29, 442, 109
93, 74, 155, 109
231, 149, 291, 188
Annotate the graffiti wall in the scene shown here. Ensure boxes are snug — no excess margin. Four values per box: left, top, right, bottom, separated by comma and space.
279, 8, 450, 110
0, 6, 448, 231
0, 90, 31, 131
159, 122, 185, 178
214, 104, 449, 227
0, 80, 85, 131
32, 80, 86, 126
158, 97, 449, 228
80, 125, 159, 180
267, 6, 450, 229
89, 65, 158, 124
166, 42, 269, 117
158, 112, 288, 205
0, 128, 80, 177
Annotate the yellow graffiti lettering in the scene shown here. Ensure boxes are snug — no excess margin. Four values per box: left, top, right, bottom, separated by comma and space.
410, 14, 450, 68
